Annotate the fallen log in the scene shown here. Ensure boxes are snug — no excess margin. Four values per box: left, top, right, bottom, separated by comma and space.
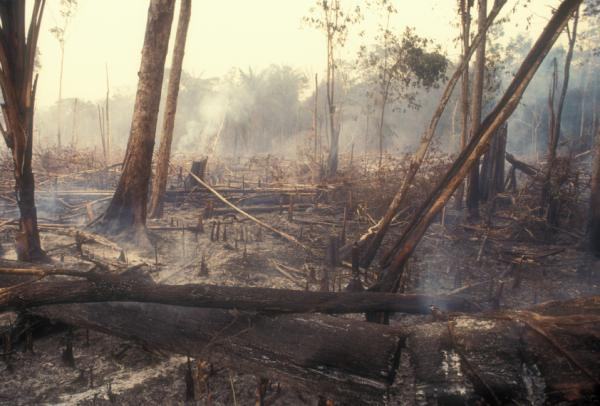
186, 171, 310, 250
26, 296, 600, 404
505, 152, 539, 176
0, 275, 474, 315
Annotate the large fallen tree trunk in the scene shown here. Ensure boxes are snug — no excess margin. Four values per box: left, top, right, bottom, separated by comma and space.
26, 296, 600, 404
375, 0, 583, 293
0, 274, 474, 314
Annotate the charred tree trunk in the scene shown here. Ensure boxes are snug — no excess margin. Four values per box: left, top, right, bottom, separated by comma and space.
374, 0, 583, 294
148, 0, 192, 219
466, 0, 487, 216
0, 1, 46, 261
0, 275, 474, 315
541, 7, 579, 226
590, 125, 600, 256
24, 297, 599, 405
480, 123, 507, 201
455, 0, 472, 210
98, 0, 175, 240
347, 1, 508, 269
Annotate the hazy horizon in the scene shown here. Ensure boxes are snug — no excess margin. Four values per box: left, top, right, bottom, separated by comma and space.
34, 0, 565, 108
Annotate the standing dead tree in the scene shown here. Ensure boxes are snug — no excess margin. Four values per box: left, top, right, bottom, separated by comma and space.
590, 125, 600, 255
479, 122, 507, 200
97, 0, 175, 241
305, 0, 361, 178
374, 0, 584, 294
541, 6, 579, 226
149, 0, 192, 219
49, 0, 77, 148
0, 0, 46, 261
343, 0, 508, 268
466, 0, 487, 216
456, 0, 473, 210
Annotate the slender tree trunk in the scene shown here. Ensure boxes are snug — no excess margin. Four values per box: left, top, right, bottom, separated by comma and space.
378, 82, 391, 172
590, 125, 600, 255
149, 0, 192, 219
541, 7, 579, 225
455, 0, 471, 209
105, 64, 111, 164
57, 43, 64, 148
314, 73, 318, 163
0, 1, 46, 262
99, 0, 175, 240
71, 98, 78, 146
466, 0, 487, 216
325, 15, 338, 178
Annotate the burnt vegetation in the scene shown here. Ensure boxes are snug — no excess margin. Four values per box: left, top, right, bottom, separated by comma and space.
0, 0, 598, 404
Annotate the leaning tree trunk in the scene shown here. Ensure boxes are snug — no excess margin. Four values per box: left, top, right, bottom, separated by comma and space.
148, 0, 192, 219
466, 0, 487, 216
98, 0, 175, 240
374, 0, 584, 294
0, 1, 46, 261
351, 0, 508, 269
590, 125, 600, 256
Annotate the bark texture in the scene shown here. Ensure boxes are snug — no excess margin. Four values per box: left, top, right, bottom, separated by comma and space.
466, 0, 487, 215
590, 125, 600, 255
99, 0, 175, 238
455, 0, 472, 210
148, 0, 192, 219
26, 297, 599, 405
0, 276, 474, 315
479, 123, 507, 201
0, 1, 46, 261
541, 7, 579, 225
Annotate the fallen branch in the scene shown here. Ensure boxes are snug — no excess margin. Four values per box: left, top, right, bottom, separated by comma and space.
505, 152, 539, 176
0, 275, 474, 315
187, 171, 310, 251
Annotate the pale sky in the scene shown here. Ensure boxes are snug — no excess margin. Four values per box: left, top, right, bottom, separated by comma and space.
34, 0, 562, 108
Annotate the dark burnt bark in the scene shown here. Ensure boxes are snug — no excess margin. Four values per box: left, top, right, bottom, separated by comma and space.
455, 0, 472, 210
0, 1, 46, 261
541, 7, 579, 226
590, 125, 600, 255
24, 296, 599, 405
466, 0, 487, 216
0, 275, 474, 315
479, 123, 507, 201
98, 0, 175, 239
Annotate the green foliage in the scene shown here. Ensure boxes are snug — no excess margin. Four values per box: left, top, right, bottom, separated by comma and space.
357, 27, 448, 111
50, 0, 78, 45
304, 0, 362, 48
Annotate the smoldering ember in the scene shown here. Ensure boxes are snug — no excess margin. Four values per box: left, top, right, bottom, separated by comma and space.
0, 0, 598, 404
